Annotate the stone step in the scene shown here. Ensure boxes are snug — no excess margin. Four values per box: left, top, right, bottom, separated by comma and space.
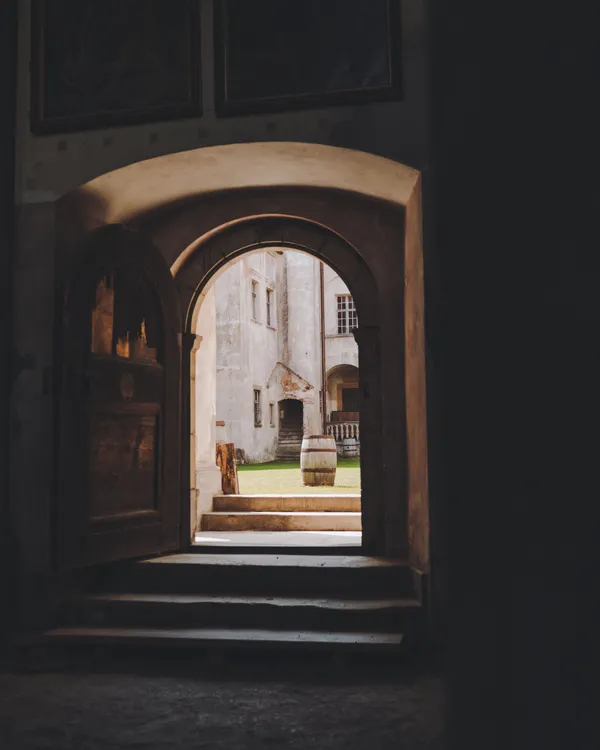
66, 593, 421, 632
107, 554, 414, 597
201, 511, 361, 532
30, 626, 405, 654
192, 530, 362, 554
213, 495, 361, 513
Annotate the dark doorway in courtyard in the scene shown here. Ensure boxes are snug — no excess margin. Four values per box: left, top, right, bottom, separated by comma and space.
276, 399, 304, 461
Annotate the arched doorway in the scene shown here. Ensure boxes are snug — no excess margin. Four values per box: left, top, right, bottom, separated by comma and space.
176, 216, 381, 552
52, 142, 428, 568
326, 364, 361, 456
187, 244, 364, 544
326, 364, 360, 416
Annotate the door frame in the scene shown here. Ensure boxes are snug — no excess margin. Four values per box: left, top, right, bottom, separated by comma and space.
174, 215, 387, 555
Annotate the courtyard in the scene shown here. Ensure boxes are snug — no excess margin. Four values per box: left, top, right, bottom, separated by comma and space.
237, 459, 361, 495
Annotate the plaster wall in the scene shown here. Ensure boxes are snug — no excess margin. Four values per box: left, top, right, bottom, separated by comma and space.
283, 252, 322, 437
214, 252, 281, 463
212, 250, 338, 463
323, 265, 359, 377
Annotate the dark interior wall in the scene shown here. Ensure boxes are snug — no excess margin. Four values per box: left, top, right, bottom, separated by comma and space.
0, 0, 17, 644
428, 0, 591, 745
16, 0, 430, 198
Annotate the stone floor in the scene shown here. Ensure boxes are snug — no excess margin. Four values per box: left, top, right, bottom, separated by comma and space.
0, 653, 445, 749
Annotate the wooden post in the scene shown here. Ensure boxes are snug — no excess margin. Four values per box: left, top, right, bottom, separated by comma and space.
216, 443, 239, 495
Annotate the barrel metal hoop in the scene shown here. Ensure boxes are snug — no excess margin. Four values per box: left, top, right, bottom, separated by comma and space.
301, 468, 337, 473
301, 448, 338, 453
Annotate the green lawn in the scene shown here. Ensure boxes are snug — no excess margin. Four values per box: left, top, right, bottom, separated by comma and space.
237, 459, 361, 494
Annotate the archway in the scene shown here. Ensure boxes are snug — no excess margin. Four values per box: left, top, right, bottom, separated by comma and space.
175, 217, 379, 551
325, 364, 361, 456
50, 142, 427, 568
326, 364, 360, 416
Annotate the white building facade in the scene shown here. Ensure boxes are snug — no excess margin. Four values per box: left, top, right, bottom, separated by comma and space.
193, 248, 360, 511
196, 249, 358, 463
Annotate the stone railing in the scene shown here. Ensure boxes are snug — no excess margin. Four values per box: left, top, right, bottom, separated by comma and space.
327, 421, 360, 442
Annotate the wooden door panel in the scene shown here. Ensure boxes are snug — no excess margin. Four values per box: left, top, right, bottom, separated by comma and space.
57, 225, 182, 569
88, 413, 159, 520
87, 357, 164, 407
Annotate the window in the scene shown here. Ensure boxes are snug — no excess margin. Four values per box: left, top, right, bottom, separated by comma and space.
266, 287, 274, 327
251, 280, 259, 320
269, 403, 275, 427
253, 389, 262, 427
337, 294, 358, 334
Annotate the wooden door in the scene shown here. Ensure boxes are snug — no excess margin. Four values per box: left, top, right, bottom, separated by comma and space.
57, 226, 182, 568
341, 387, 360, 413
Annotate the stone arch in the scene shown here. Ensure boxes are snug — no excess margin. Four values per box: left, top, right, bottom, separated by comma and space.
174, 215, 379, 333
325, 363, 360, 380
57, 142, 420, 238
47, 142, 427, 564
176, 216, 381, 552
326, 364, 360, 410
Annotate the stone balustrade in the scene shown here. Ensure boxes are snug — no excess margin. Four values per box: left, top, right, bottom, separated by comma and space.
327, 421, 360, 442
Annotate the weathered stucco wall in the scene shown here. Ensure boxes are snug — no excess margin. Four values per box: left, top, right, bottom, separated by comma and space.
323, 264, 359, 374
211, 250, 353, 463
214, 252, 281, 463
283, 252, 322, 437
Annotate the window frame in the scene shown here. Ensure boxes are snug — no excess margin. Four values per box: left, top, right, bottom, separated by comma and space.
336, 294, 357, 335
266, 286, 275, 328
253, 388, 262, 427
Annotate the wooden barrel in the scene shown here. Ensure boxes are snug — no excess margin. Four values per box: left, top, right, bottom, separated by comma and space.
301, 435, 337, 487
342, 437, 359, 458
